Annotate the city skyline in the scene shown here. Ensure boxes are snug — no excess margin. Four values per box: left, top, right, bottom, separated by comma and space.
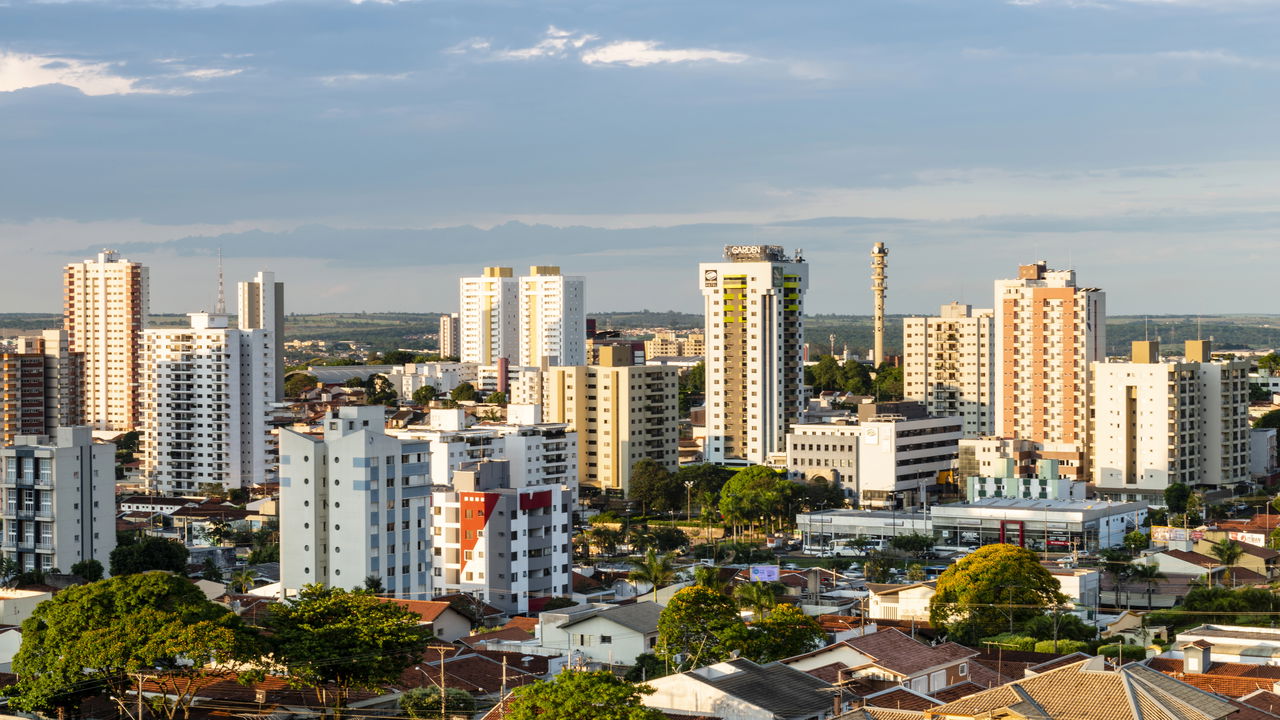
2, 0, 1279, 315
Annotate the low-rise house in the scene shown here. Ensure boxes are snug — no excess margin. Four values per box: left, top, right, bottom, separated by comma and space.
1147, 652, 1280, 698
1171, 626, 1280, 666
782, 629, 980, 696
644, 658, 850, 720
383, 599, 473, 643
1143, 550, 1230, 585
0, 588, 52, 626
1193, 540, 1280, 582
865, 583, 934, 623
549, 602, 662, 667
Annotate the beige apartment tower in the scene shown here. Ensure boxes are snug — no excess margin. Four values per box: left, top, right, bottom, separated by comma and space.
63, 250, 149, 431
700, 245, 808, 465
459, 267, 518, 364
0, 330, 82, 444
903, 302, 995, 437
994, 261, 1105, 479
542, 346, 678, 494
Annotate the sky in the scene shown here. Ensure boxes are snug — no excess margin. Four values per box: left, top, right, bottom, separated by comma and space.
1, 0, 1279, 316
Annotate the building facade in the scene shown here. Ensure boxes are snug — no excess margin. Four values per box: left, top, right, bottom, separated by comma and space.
63, 250, 149, 431
0, 427, 114, 573
0, 330, 82, 444
644, 332, 705, 359
279, 406, 433, 599
518, 266, 586, 367
236, 270, 285, 401
438, 313, 460, 359
994, 261, 1106, 480
459, 267, 519, 365
903, 302, 995, 437
700, 245, 808, 465
541, 347, 679, 495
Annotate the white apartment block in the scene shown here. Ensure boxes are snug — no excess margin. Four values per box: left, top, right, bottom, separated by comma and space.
63, 250, 149, 431
431, 458, 574, 614
459, 267, 519, 365
645, 332, 705, 359
237, 271, 285, 401
140, 312, 272, 495
903, 302, 995, 437
966, 466, 1085, 503
701, 246, 808, 465
439, 313, 460, 359
1092, 340, 1251, 503
385, 362, 479, 400
0, 427, 114, 573
279, 406, 434, 599
518, 266, 586, 367
542, 347, 679, 495
994, 261, 1105, 480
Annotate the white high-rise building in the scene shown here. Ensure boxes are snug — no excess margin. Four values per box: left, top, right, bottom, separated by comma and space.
237, 271, 285, 401
140, 310, 272, 495
518, 266, 586, 367
994, 261, 1105, 480
279, 406, 434, 599
1092, 340, 1251, 503
63, 250, 149, 431
0, 427, 115, 573
439, 313, 460, 359
459, 267, 519, 364
700, 246, 808, 465
903, 302, 995, 437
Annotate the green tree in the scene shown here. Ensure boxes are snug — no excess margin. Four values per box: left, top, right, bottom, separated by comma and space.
483, 391, 507, 405
629, 549, 677, 603
201, 557, 224, 583
1256, 409, 1280, 429
506, 670, 664, 720
623, 653, 667, 683
872, 364, 904, 400
803, 477, 846, 511
906, 563, 926, 582
677, 362, 705, 414
1128, 562, 1167, 610
672, 464, 732, 506
890, 533, 934, 556
1209, 538, 1245, 587
366, 375, 398, 405
205, 519, 233, 546
1258, 353, 1280, 375
229, 568, 259, 594
808, 355, 845, 392
929, 544, 1068, 641
1164, 483, 1191, 514
70, 558, 104, 582
411, 385, 438, 405
1021, 612, 1096, 643
630, 459, 680, 513
693, 564, 733, 595
263, 585, 430, 715
364, 574, 385, 593
718, 466, 797, 536
588, 526, 621, 557
1124, 531, 1149, 555
399, 687, 475, 719
7, 572, 260, 717
733, 581, 780, 618
285, 373, 319, 398
657, 586, 742, 671
110, 535, 189, 576
744, 603, 824, 662
450, 382, 477, 403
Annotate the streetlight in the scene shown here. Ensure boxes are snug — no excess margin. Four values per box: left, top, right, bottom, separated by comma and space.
684, 480, 695, 541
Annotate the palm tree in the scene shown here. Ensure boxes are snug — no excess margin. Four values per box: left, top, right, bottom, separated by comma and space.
733, 581, 780, 618
1210, 538, 1245, 587
588, 526, 621, 557
693, 564, 734, 595
229, 568, 259, 594
1128, 562, 1167, 610
629, 549, 676, 603
1099, 549, 1134, 608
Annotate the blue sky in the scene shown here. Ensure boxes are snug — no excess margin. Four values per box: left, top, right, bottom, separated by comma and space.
1, 0, 1278, 315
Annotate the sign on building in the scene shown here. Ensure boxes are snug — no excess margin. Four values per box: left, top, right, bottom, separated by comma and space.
749, 565, 780, 582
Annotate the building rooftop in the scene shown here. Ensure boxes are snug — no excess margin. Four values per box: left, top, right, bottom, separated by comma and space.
558, 601, 663, 634
685, 659, 837, 719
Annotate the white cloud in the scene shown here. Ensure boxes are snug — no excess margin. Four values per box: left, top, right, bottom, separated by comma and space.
318, 71, 411, 85
494, 25, 598, 61
180, 67, 243, 79
0, 51, 171, 96
580, 40, 750, 67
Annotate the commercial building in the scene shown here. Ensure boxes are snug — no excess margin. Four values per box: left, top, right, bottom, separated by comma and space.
965, 458, 1085, 503
1092, 340, 1251, 502
459, 267, 519, 365
700, 245, 808, 465
63, 249, 149, 431
518, 266, 586, 367
236, 271, 285, 401
279, 406, 433, 599
542, 346, 678, 495
140, 311, 273, 494
438, 313, 460, 359
0, 427, 114, 573
903, 302, 996, 437
784, 423, 860, 501
0, 330, 82, 444
994, 261, 1105, 480
430, 459, 574, 614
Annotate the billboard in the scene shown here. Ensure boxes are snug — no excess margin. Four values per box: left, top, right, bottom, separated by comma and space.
1229, 531, 1267, 547
1150, 526, 1205, 544
749, 565, 780, 582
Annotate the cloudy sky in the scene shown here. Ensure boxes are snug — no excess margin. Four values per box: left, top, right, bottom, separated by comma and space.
2, 0, 1278, 316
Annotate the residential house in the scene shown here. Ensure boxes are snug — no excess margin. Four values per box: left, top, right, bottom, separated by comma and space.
383, 599, 473, 643
865, 583, 935, 623
782, 629, 982, 696
1146, 653, 1280, 698
644, 658, 850, 720
1171, 626, 1280, 666
1193, 540, 1280, 582
547, 602, 663, 667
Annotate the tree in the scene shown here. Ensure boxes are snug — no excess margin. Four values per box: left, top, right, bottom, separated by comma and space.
744, 603, 824, 662
450, 382, 477, 403
1099, 549, 1134, 608
411, 385, 438, 405
201, 557, 224, 583
630, 459, 680, 513
366, 375, 398, 405
483, 391, 507, 405
733, 581, 780, 618
364, 574, 385, 593
890, 533, 934, 556
1256, 409, 1280, 429
693, 564, 733, 595
229, 568, 259, 594
1164, 483, 1191, 514
678, 362, 705, 414
7, 572, 261, 718
1021, 612, 1096, 643
110, 535, 189, 576
717, 466, 798, 536
872, 364, 903, 400
1259, 353, 1280, 375
205, 519, 233, 546
399, 687, 475, 719
285, 373, 319, 398
588, 526, 621, 557
1123, 531, 1149, 555
906, 563, 926, 582
803, 477, 846, 511
929, 544, 1068, 641
672, 463, 732, 507
1128, 562, 1167, 610
656, 586, 742, 671
264, 585, 430, 715
629, 550, 677, 603
506, 670, 664, 720
1209, 538, 1245, 587
70, 558, 103, 582
623, 653, 667, 683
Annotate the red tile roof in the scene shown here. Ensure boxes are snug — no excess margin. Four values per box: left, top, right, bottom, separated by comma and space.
865, 688, 937, 711
460, 627, 535, 648
503, 616, 539, 633
383, 598, 456, 624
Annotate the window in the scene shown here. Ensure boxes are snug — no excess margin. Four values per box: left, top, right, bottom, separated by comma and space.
959, 663, 967, 676
600, 635, 612, 644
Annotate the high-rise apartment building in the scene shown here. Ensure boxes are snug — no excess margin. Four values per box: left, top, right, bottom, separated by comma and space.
140, 311, 272, 495
700, 246, 808, 465
994, 261, 1105, 479
439, 313, 460, 359
237, 271, 285, 401
644, 331, 705, 359
431, 459, 574, 614
903, 303, 995, 437
279, 406, 433, 599
459, 267, 519, 364
0, 427, 114, 573
542, 346, 678, 495
1092, 340, 1251, 503
0, 330, 82, 444
518, 267, 586, 367
63, 250, 149, 431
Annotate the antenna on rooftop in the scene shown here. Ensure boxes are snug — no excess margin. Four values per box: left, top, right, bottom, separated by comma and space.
215, 246, 226, 315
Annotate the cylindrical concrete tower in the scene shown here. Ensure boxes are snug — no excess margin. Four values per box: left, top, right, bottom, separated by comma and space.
871, 242, 888, 367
